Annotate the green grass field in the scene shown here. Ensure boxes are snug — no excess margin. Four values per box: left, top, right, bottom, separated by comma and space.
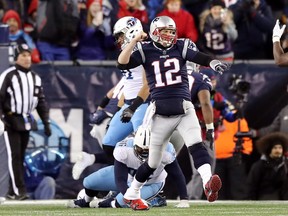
0, 200, 288, 216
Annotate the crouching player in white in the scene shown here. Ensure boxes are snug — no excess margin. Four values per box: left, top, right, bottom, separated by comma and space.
67, 127, 189, 208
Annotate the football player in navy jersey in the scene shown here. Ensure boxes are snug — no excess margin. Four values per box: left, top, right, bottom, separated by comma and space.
117, 16, 230, 210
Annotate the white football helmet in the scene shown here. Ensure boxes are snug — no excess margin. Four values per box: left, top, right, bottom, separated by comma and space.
133, 126, 150, 161
149, 16, 177, 47
113, 16, 143, 50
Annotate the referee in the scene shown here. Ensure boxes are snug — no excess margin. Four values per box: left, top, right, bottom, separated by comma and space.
0, 43, 51, 200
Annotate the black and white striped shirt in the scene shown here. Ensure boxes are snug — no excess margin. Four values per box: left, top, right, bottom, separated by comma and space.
0, 64, 49, 124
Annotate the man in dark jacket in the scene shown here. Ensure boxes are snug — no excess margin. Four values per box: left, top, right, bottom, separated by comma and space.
229, 0, 275, 59
246, 132, 288, 200
0, 43, 51, 200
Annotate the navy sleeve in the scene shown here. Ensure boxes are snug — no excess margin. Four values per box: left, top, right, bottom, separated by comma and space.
164, 159, 188, 200
117, 46, 143, 70
114, 160, 129, 195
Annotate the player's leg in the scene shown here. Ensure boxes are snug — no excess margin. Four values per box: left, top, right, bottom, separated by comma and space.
169, 130, 185, 154
102, 105, 134, 148
130, 103, 149, 132
83, 165, 117, 192
67, 166, 117, 208
177, 101, 222, 202
116, 182, 165, 208
123, 116, 176, 209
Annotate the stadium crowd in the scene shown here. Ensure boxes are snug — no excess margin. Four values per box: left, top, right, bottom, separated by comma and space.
0, 0, 288, 62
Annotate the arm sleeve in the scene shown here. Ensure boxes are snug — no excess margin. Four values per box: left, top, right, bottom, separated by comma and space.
192, 52, 214, 67
114, 159, 129, 195
117, 49, 143, 70
36, 85, 50, 125
164, 159, 188, 200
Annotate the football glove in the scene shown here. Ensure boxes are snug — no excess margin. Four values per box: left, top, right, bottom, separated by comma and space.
206, 129, 214, 150
89, 109, 110, 125
120, 107, 134, 123
210, 60, 230, 74
273, 19, 286, 43
0, 119, 4, 136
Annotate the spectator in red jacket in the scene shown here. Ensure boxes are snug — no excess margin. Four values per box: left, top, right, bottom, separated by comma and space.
117, 0, 149, 31
157, 0, 199, 42
23, 0, 38, 44
2, 9, 40, 63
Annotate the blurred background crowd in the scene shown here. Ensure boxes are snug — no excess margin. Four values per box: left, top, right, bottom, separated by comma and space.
0, 0, 288, 63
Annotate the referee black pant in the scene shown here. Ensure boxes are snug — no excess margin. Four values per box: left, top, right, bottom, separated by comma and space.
4, 127, 29, 196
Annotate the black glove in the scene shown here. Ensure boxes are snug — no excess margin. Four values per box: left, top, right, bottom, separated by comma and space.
206, 129, 214, 150
44, 123, 52, 137
120, 107, 134, 123
89, 109, 110, 125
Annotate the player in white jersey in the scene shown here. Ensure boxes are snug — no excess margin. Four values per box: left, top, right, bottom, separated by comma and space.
67, 129, 188, 208
89, 77, 125, 147
72, 17, 151, 180
102, 18, 150, 155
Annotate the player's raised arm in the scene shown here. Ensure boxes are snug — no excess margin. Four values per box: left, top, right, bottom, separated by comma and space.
117, 31, 147, 65
272, 19, 288, 66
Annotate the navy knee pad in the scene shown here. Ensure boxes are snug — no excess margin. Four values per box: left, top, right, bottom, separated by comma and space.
188, 143, 211, 169
135, 162, 156, 183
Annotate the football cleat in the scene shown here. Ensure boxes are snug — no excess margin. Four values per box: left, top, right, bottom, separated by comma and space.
72, 152, 95, 180
124, 198, 150, 210
148, 193, 167, 207
66, 198, 90, 208
204, 174, 222, 202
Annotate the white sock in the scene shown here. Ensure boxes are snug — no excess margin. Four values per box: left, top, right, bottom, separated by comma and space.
197, 163, 212, 188
130, 177, 145, 190
84, 195, 94, 202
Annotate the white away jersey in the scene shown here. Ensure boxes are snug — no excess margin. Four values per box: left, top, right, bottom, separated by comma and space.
121, 65, 144, 100
113, 137, 176, 184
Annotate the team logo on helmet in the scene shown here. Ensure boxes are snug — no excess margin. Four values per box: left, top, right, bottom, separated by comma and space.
127, 17, 137, 28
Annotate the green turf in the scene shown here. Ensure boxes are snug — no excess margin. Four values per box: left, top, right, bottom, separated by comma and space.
0, 201, 288, 216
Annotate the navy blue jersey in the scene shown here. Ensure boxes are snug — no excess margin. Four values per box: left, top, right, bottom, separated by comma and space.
189, 71, 212, 105
124, 39, 209, 101
202, 16, 233, 55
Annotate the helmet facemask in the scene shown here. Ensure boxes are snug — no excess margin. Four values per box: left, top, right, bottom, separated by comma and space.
133, 126, 150, 162
134, 145, 149, 161
158, 28, 177, 47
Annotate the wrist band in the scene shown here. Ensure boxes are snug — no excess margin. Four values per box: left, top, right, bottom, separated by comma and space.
129, 96, 144, 112
99, 95, 110, 108
272, 36, 280, 43
206, 123, 214, 130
